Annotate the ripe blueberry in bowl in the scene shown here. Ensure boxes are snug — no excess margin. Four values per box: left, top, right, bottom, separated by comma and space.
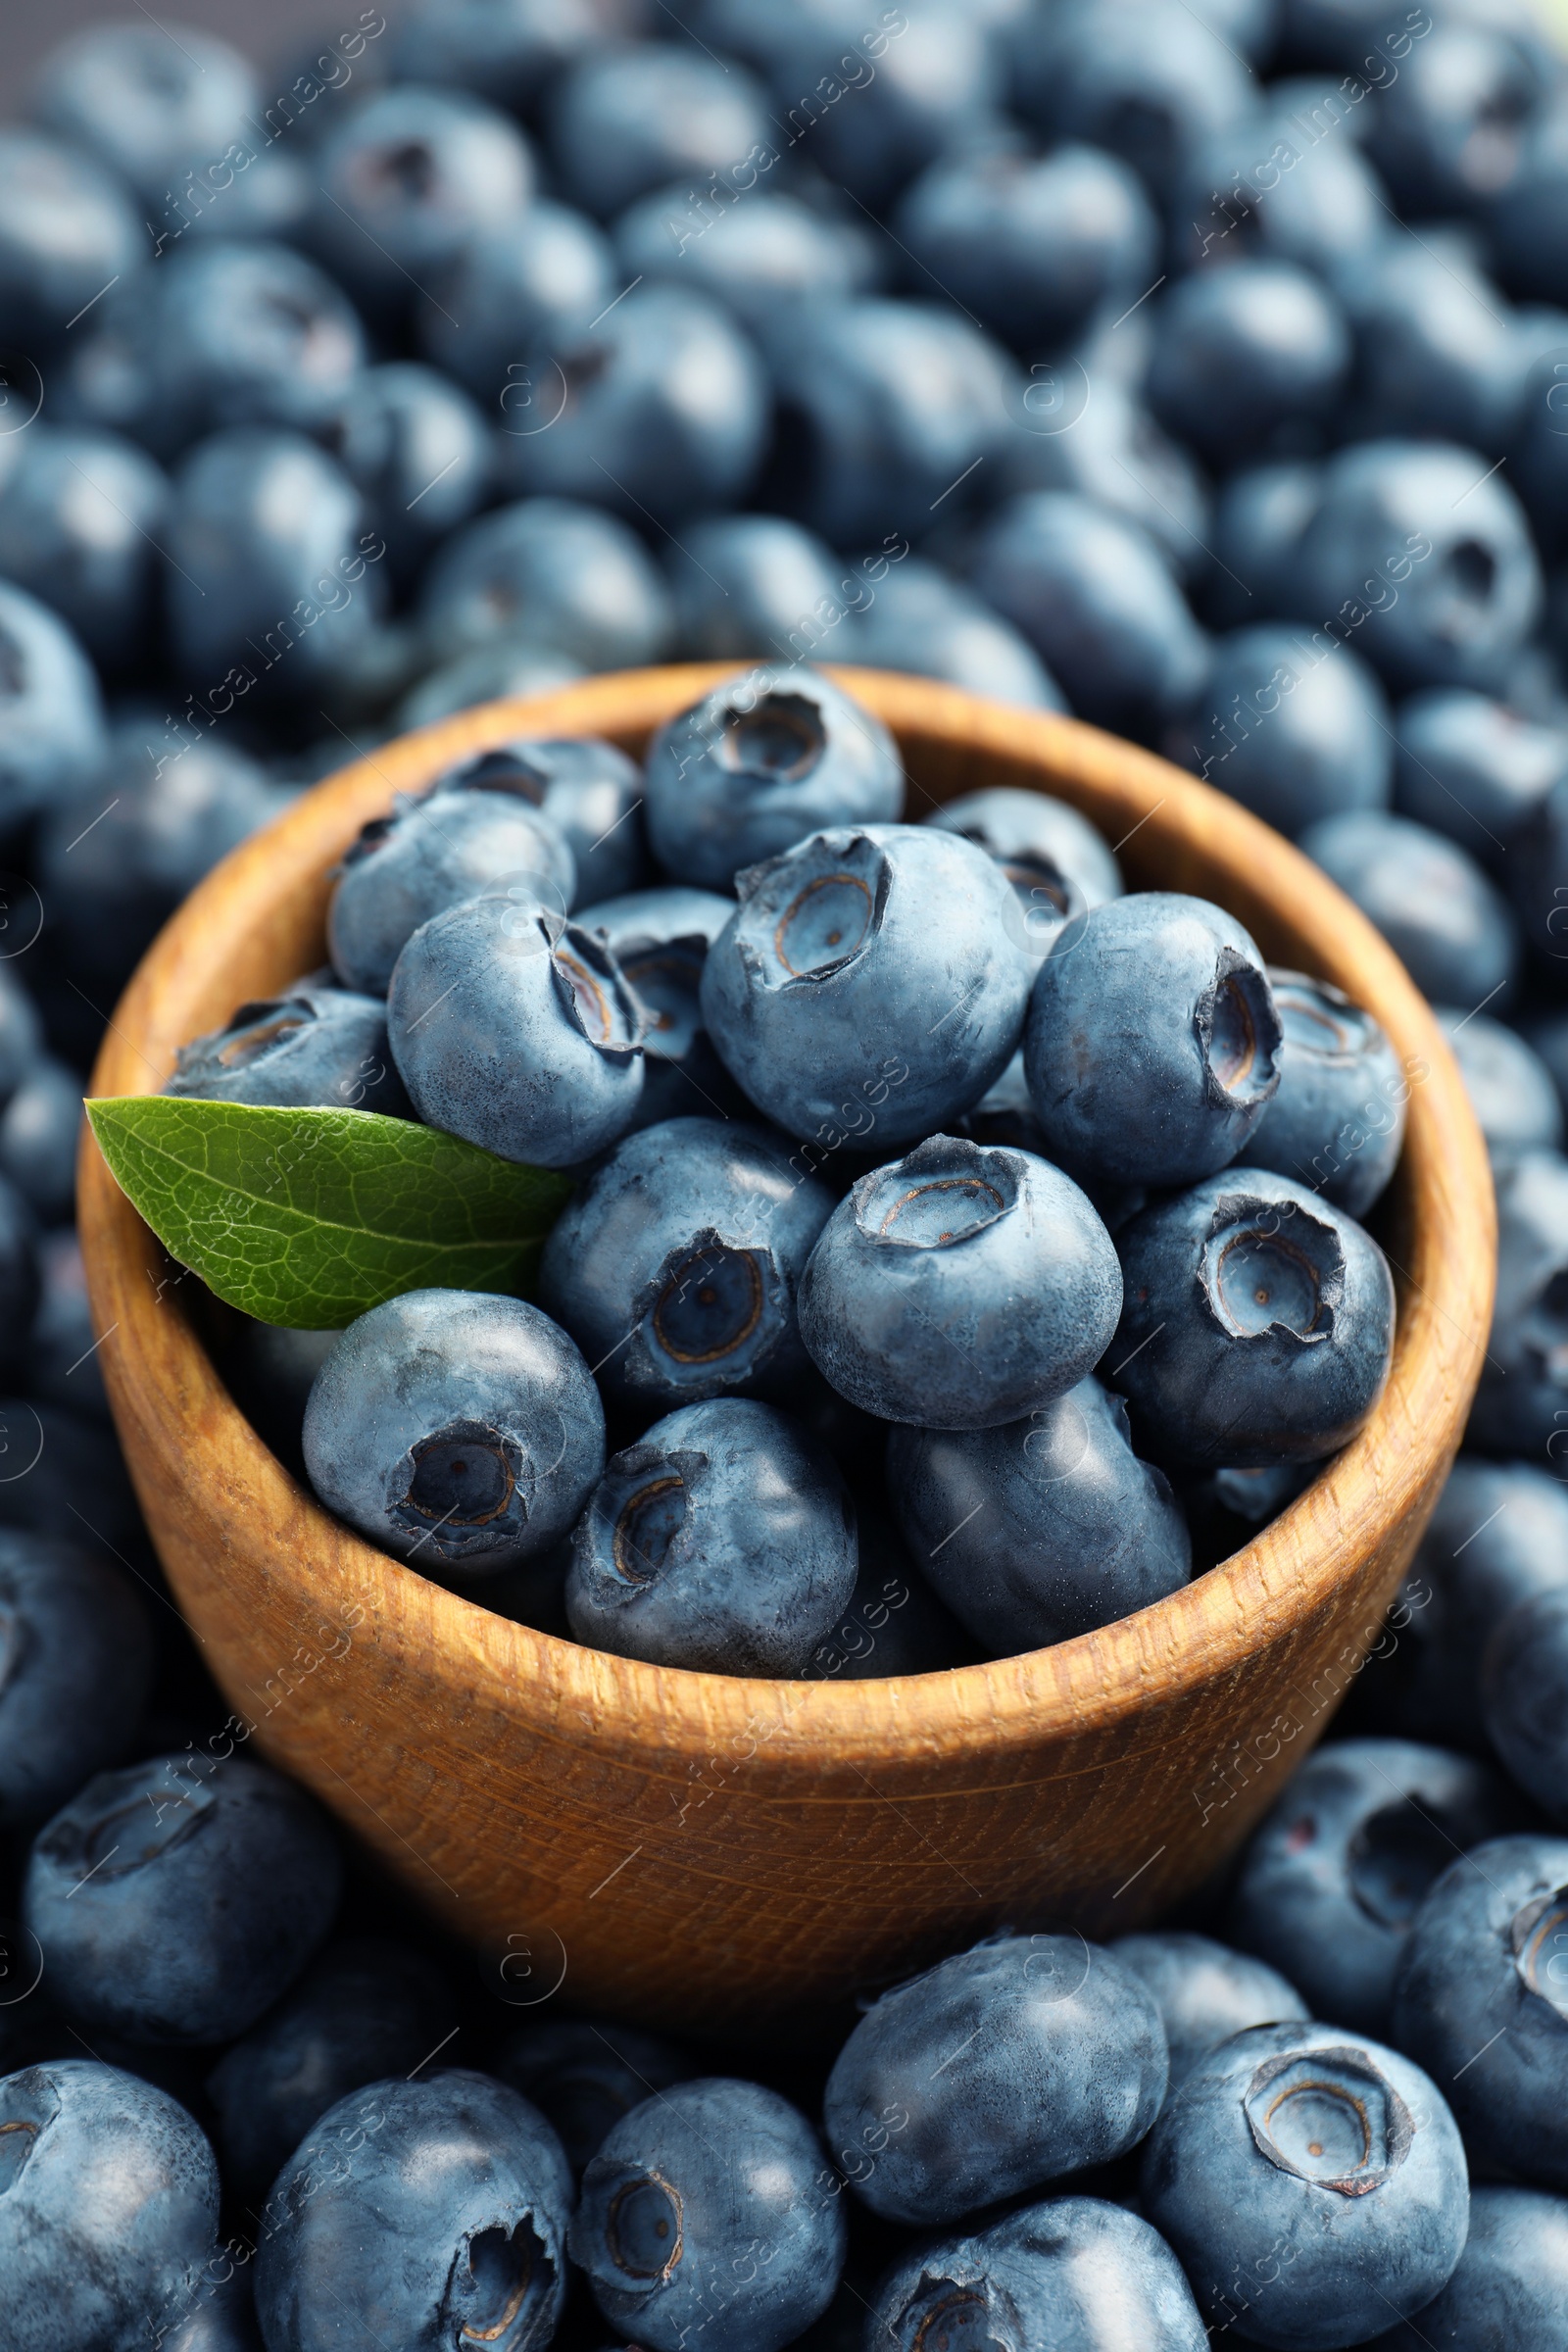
924, 782, 1124, 955
537, 1116, 834, 1414
797, 1135, 1121, 1429
644, 663, 904, 889
1109, 1932, 1308, 2089
165, 979, 411, 1116
1110, 1168, 1396, 1466
569, 887, 741, 1131
434, 736, 647, 906
304, 1290, 605, 1576
699, 822, 1030, 1148
565, 1397, 857, 1676
1235, 969, 1407, 1216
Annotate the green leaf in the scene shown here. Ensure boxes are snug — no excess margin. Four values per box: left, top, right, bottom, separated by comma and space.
86, 1097, 573, 1329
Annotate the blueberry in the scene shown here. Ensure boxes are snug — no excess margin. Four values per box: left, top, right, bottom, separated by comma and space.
885, 1377, 1192, 1653
1503, 768, 1568, 966
1299, 809, 1519, 1009
1288, 439, 1542, 692
318, 362, 491, 589
806, 1507, 977, 1680
419, 201, 614, 409
1000, 376, 1212, 587
304, 1290, 606, 1573
390, 0, 609, 110
1490, 107, 1568, 308
418, 496, 673, 673
0, 1532, 151, 1828
823, 1933, 1168, 2226
864, 2194, 1208, 2351
538, 1116, 833, 1412
548, 43, 770, 219
438, 737, 645, 908
1168, 626, 1393, 838
569, 888, 738, 1127
1111, 1169, 1396, 1467
1171, 101, 1389, 278
1148, 262, 1351, 469
1012, 3, 1255, 198
1203, 461, 1323, 631
396, 643, 585, 732
27, 1230, 109, 1420
851, 560, 1066, 710
309, 86, 534, 319
1363, 2183, 1568, 2350
1235, 969, 1407, 1216
165, 429, 387, 706
1110, 1933, 1310, 2089
135, 239, 368, 455
1468, 1150, 1568, 1456
893, 142, 1159, 350
31, 22, 259, 205
162, 2266, 264, 2352
0, 425, 168, 671
205, 1936, 455, 2203
928, 784, 1123, 930
167, 980, 412, 1117
645, 664, 903, 889
759, 8, 999, 212
500, 285, 769, 524
566, 1396, 857, 1675
1339, 241, 1531, 456
1023, 893, 1280, 1190
764, 300, 1013, 547
0, 1398, 142, 1558
799, 1135, 1121, 1428
0, 127, 143, 349
1141, 2021, 1468, 2349
1393, 1832, 1568, 2189
495, 2017, 693, 2176
1483, 1588, 1568, 1819
1364, 20, 1544, 218
256, 2071, 572, 2352
388, 899, 643, 1166
667, 515, 849, 663
1440, 1004, 1562, 1162
0, 966, 43, 1110
0, 2060, 220, 2352
328, 788, 575, 996
1393, 686, 1567, 870
968, 493, 1209, 738
614, 187, 872, 339
0, 581, 106, 827
1228, 1735, 1520, 2034
24, 1752, 341, 2044
700, 824, 1028, 1150
570, 2076, 846, 2352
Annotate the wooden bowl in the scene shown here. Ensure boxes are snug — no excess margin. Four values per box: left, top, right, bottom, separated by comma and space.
78, 667, 1494, 2037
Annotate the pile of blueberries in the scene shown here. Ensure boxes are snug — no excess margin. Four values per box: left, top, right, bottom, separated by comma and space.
9, 0, 1568, 2340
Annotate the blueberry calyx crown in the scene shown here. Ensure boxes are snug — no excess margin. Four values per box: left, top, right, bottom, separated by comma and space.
853, 1136, 1020, 1251
605, 2169, 684, 2283
389, 1419, 532, 1558
0, 2074, 58, 2197
1512, 1883, 1568, 2022
1243, 2047, 1412, 2196
715, 690, 827, 788
645, 1230, 772, 1371
545, 924, 644, 1061
1198, 947, 1282, 1108
40, 1776, 216, 1882
733, 830, 891, 992
444, 2216, 552, 2350
1270, 970, 1378, 1064
593, 1443, 705, 1595
1198, 1190, 1345, 1345
895, 2269, 1018, 2352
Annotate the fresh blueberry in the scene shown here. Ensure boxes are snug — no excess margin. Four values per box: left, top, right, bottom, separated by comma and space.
500, 286, 769, 525
1140, 2020, 1468, 2348
318, 362, 491, 589
851, 560, 1066, 710
1110, 1933, 1310, 2089
1000, 376, 1213, 588
256, 2071, 572, 2352
1288, 439, 1543, 692
893, 142, 1159, 350
864, 2194, 1209, 2351
304, 1290, 606, 1573
614, 186, 873, 339
570, 2076, 846, 2352
0, 966, 43, 1112
495, 2017, 693, 2177
419, 201, 614, 410
30, 21, 259, 204
1171, 98, 1390, 277
0, 581, 106, 828
699, 824, 1028, 1149
388, 898, 644, 1166
1299, 809, 1520, 1009
1167, 626, 1393, 837
309, 86, 534, 319
418, 496, 673, 673
26, 1231, 108, 1421
1148, 262, 1351, 469
1023, 893, 1280, 1189
1393, 1832, 1568, 2189
0, 425, 168, 672
547, 43, 771, 219
1503, 766, 1568, 967
167, 980, 412, 1117
1483, 1587, 1568, 1819
0, 126, 143, 349
0, 2059, 220, 2352
396, 642, 585, 732
569, 888, 738, 1127
0, 1532, 151, 1828
968, 493, 1209, 738
885, 1377, 1192, 1653
666, 515, 849, 663
1440, 1004, 1563, 1162
205, 1936, 455, 2203
1012, 3, 1255, 198
1235, 969, 1407, 1216
538, 1116, 833, 1412
1394, 686, 1567, 871
764, 300, 1012, 547
759, 8, 999, 212
1111, 1168, 1396, 1467
806, 1507, 978, 1679
389, 0, 612, 110
1489, 104, 1568, 307
928, 785, 1122, 929
1468, 1150, 1568, 1456
24, 1752, 341, 2044
0, 1397, 141, 1559
435, 738, 645, 908
1339, 240, 1532, 456
1203, 461, 1323, 631
165, 429, 387, 706
1363, 2183, 1568, 2351
798, 1135, 1121, 1428
328, 787, 575, 996
645, 664, 903, 889
136, 239, 368, 454
1228, 1736, 1520, 2034
824, 1933, 1168, 2226
1364, 20, 1544, 219
566, 1396, 857, 1675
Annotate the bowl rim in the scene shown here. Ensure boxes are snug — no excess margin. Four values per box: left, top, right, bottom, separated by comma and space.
79, 663, 1496, 1776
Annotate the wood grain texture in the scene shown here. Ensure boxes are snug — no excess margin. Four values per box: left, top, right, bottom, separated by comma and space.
77, 667, 1496, 2036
